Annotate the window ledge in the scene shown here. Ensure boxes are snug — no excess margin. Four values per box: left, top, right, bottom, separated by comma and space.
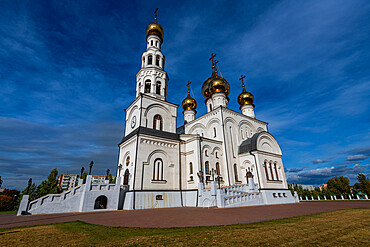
267, 180, 282, 183
151, 180, 167, 184
187, 180, 194, 184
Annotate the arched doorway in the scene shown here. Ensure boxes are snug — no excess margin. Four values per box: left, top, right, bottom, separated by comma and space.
94, 196, 108, 209
123, 169, 129, 185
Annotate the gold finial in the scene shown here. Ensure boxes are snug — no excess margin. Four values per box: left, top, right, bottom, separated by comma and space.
239, 74, 246, 90
186, 81, 191, 94
209, 53, 216, 64
213, 60, 219, 76
154, 8, 158, 22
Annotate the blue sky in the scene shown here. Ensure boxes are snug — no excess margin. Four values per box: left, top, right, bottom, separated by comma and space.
0, 0, 369, 190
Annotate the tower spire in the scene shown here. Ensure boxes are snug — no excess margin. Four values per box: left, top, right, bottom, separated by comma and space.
239, 74, 246, 91
154, 8, 158, 23
186, 81, 191, 95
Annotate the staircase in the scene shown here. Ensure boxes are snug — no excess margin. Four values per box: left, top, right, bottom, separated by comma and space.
221, 183, 263, 208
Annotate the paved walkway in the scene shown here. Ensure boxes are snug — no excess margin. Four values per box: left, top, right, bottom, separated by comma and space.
1, 201, 369, 229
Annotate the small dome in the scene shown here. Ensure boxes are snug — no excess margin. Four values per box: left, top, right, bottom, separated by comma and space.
202, 77, 213, 100
238, 88, 254, 106
146, 22, 164, 40
182, 94, 197, 111
209, 76, 230, 96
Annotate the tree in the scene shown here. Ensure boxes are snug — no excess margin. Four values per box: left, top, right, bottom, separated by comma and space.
0, 189, 20, 211
327, 176, 350, 195
354, 173, 370, 195
36, 168, 61, 198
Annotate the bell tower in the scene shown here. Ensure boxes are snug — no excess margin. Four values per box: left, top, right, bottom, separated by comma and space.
136, 9, 168, 101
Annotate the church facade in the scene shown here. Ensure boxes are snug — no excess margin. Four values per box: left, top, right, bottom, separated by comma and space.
116, 15, 297, 210
17, 14, 297, 216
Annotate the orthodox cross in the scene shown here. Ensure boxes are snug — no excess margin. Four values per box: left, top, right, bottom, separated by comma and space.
209, 53, 216, 65
239, 74, 246, 89
154, 8, 159, 22
186, 81, 191, 94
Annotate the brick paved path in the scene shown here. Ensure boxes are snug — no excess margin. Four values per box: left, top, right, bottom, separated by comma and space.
1, 201, 369, 229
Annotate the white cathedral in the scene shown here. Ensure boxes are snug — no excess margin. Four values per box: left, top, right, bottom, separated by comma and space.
18, 14, 297, 216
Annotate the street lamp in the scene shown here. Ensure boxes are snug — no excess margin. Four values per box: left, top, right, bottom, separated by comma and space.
106, 169, 110, 180
80, 166, 85, 177
89, 161, 94, 175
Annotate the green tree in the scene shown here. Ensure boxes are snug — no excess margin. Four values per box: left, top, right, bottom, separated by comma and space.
354, 173, 370, 195
36, 168, 61, 198
327, 176, 350, 195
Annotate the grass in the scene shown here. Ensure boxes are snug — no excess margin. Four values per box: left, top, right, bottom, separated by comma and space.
0, 209, 369, 246
0, 210, 16, 215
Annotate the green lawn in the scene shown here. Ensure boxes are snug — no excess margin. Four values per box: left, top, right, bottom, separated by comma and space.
0, 209, 369, 246
0, 210, 16, 215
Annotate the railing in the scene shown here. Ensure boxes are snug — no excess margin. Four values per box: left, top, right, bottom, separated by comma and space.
224, 192, 261, 206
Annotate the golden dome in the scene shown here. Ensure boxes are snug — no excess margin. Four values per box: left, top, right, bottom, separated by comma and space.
202, 77, 213, 99
238, 88, 254, 106
182, 94, 197, 111
146, 22, 164, 40
209, 76, 230, 95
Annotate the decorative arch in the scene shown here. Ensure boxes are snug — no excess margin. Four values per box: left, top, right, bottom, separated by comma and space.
257, 127, 265, 132
188, 123, 206, 135
147, 149, 170, 166
257, 133, 282, 155
144, 103, 171, 118
211, 147, 223, 157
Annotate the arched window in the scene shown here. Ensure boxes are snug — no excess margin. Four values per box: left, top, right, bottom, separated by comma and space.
156, 81, 161, 94
264, 161, 269, 180
234, 164, 239, 182
241, 130, 244, 139
189, 162, 193, 174
213, 127, 217, 137
230, 127, 235, 158
209, 104, 213, 111
205, 161, 210, 174
126, 156, 130, 166
151, 40, 153, 46
153, 158, 163, 181
94, 196, 108, 209
153, 114, 163, 130
215, 152, 219, 158
274, 163, 279, 180
269, 162, 274, 180
145, 80, 151, 93
205, 150, 209, 156
216, 162, 220, 175
156, 55, 160, 66
148, 55, 153, 65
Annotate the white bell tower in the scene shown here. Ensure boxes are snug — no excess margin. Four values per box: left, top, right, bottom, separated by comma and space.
136, 11, 168, 101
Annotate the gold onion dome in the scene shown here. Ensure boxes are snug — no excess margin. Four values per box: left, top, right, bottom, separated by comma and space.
146, 22, 164, 40
202, 56, 230, 100
182, 82, 197, 111
146, 9, 164, 41
237, 75, 254, 106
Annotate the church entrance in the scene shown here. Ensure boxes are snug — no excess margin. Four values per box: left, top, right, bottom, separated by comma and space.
94, 196, 108, 209
123, 169, 129, 185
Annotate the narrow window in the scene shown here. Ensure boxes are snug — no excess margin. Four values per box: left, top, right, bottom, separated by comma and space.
156, 81, 161, 94
213, 127, 217, 137
274, 163, 279, 180
126, 156, 130, 166
156, 55, 160, 66
151, 40, 153, 46
205, 161, 210, 174
153, 158, 163, 181
241, 130, 243, 140
264, 161, 269, 180
153, 114, 163, 130
145, 80, 151, 93
216, 162, 220, 175
230, 127, 235, 158
269, 162, 274, 180
189, 162, 193, 174
148, 55, 153, 65
215, 152, 219, 158
234, 164, 238, 182
156, 41, 158, 46
209, 104, 213, 111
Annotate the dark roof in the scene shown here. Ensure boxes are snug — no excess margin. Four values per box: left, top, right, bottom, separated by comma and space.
118, 127, 180, 145
238, 131, 264, 154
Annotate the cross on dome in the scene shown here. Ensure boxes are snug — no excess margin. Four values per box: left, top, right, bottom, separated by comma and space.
239, 74, 246, 89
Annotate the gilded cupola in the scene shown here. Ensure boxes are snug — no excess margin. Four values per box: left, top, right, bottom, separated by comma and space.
146, 8, 164, 41
237, 75, 254, 106
202, 53, 230, 100
182, 81, 197, 111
